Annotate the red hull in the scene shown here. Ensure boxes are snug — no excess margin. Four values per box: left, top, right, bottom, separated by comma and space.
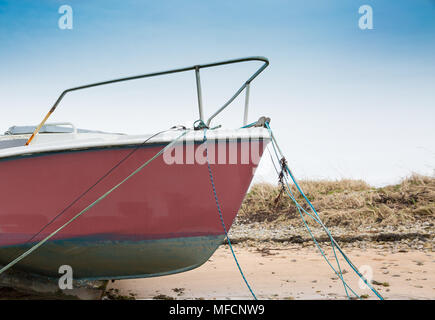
0, 140, 264, 247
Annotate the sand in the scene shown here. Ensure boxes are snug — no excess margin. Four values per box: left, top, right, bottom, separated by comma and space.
106, 243, 435, 300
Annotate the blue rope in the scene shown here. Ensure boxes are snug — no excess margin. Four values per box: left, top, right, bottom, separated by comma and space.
266, 130, 351, 298
264, 122, 384, 300
241, 121, 257, 129
203, 128, 258, 300
266, 148, 361, 298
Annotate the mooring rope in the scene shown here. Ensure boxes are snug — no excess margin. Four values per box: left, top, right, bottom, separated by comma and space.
266, 133, 351, 298
267, 147, 360, 298
0, 129, 188, 277
203, 126, 258, 300
264, 122, 384, 300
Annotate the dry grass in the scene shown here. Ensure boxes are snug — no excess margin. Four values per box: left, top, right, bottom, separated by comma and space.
239, 174, 435, 228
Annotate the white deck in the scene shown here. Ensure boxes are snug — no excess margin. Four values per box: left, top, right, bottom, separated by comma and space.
0, 125, 270, 160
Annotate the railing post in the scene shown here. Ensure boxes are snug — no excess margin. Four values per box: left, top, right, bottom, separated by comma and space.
243, 83, 250, 126
195, 66, 204, 121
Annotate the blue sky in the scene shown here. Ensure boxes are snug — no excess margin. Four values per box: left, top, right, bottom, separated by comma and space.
0, 0, 434, 186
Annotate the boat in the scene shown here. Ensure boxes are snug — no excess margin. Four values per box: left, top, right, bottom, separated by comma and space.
0, 57, 270, 280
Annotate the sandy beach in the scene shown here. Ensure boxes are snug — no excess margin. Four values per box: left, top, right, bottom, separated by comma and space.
106, 242, 434, 300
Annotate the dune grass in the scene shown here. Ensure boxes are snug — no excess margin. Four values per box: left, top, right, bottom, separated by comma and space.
238, 174, 435, 228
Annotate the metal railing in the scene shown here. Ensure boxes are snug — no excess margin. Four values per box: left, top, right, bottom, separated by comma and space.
25, 56, 269, 145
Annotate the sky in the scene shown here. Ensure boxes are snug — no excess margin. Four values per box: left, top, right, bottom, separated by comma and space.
0, 0, 434, 186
